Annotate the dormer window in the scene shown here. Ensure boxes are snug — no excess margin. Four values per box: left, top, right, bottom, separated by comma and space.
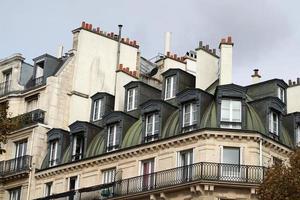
93, 98, 103, 121
269, 111, 279, 135
107, 124, 119, 152
127, 87, 137, 111
296, 125, 300, 146
49, 140, 58, 167
144, 112, 159, 143
165, 75, 176, 100
36, 61, 44, 78
182, 102, 197, 132
220, 100, 242, 129
72, 134, 84, 161
277, 87, 285, 102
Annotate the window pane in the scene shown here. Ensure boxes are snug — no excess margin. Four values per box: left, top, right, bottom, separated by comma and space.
221, 100, 230, 121
223, 147, 240, 164
103, 168, 116, 184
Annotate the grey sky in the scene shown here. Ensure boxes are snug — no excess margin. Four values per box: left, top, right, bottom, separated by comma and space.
1, 0, 299, 85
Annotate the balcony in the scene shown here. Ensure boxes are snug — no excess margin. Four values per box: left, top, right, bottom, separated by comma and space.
11, 109, 46, 131
26, 76, 45, 89
0, 80, 11, 96
35, 162, 265, 200
0, 155, 32, 179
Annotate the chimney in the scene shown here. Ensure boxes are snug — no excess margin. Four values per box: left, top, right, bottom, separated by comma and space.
219, 36, 234, 85
57, 45, 64, 58
251, 69, 261, 84
164, 32, 172, 55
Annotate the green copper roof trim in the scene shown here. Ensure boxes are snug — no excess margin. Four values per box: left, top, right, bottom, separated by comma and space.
246, 104, 266, 134
41, 152, 49, 169
161, 110, 179, 138
122, 118, 142, 148
61, 145, 71, 164
86, 130, 106, 157
201, 102, 217, 128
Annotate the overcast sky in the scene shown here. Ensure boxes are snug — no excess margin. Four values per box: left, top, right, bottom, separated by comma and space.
1, 0, 299, 85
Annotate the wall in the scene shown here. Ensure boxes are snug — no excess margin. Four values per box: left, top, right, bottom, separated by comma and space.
287, 84, 300, 113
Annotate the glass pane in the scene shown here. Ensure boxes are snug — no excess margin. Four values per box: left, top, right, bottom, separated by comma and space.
223, 147, 240, 164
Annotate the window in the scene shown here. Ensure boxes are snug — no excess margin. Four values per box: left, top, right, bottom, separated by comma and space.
36, 61, 44, 78
182, 102, 197, 132
107, 124, 119, 152
49, 140, 58, 167
3, 71, 11, 93
145, 113, 159, 143
26, 98, 38, 112
222, 147, 240, 165
15, 140, 27, 158
127, 88, 137, 111
178, 150, 193, 181
93, 98, 103, 121
72, 134, 84, 161
141, 159, 154, 190
9, 188, 21, 200
102, 168, 116, 184
220, 100, 242, 129
221, 147, 241, 178
164, 76, 176, 100
296, 126, 300, 146
44, 182, 53, 197
277, 87, 285, 102
69, 176, 78, 191
269, 111, 279, 135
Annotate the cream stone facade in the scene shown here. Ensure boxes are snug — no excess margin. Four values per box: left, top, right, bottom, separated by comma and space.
0, 21, 299, 200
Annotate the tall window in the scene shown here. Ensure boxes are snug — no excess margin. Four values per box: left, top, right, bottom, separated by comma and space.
164, 76, 176, 100
277, 87, 285, 102
145, 113, 159, 143
3, 71, 11, 93
141, 159, 154, 190
127, 88, 137, 111
220, 100, 242, 129
72, 134, 84, 161
269, 111, 279, 135
178, 150, 193, 181
36, 61, 44, 78
296, 126, 300, 146
26, 98, 38, 112
222, 147, 241, 178
9, 188, 21, 200
93, 98, 103, 121
182, 102, 197, 132
15, 140, 27, 158
49, 140, 58, 167
68, 176, 78, 200
44, 182, 53, 197
107, 124, 119, 152
102, 168, 116, 184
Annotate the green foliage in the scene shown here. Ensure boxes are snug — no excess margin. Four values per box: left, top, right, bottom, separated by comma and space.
257, 148, 300, 200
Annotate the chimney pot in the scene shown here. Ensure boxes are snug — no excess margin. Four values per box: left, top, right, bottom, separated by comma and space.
174, 54, 177, 59
297, 78, 300, 84
205, 45, 209, 50
125, 67, 129, 72
293, 81, 296, 85
81, 21, 86, 28
221, 38, 226, 43
227, 36, 232, 43
119, 64, 123, 69
199, 41, 203, 48
288, 80, 292, 86
213, 49, 216, 54
96, 27, 100, 33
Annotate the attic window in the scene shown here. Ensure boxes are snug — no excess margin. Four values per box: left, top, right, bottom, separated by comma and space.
36, 61, 44, 78
296, 125, 300, 146
164, 75, 176, 100
277, 87, 285, 102
220, 99, 242, 129
93, 98, 103, 121
182, 102, 197, 132
72, 133, 84, 161
269, 111, 279, 136
144, 112, 159, 143
127, 87, 137, 111
107, 123, 119, 152
49, 140, 58, 167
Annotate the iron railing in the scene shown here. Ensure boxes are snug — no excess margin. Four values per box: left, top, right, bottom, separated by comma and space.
35, 162, 265, 200
0, 155, 32, 176
26, 76, 45, 88
11, 109, 46, 131
0, 80, 11, 96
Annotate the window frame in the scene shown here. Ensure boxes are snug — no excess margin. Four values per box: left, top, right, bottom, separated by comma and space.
296, 125, 300, 146
107, 123, 119, 152
44, 182, 53, 197
49, 140, 58, 167
220, 99, 242, 129
102, 168, 116, 184
68, 176, 79, 191
127, 87, 137, 111
92, 98, 103, 121
144, 112, 159, 143
164, 75, 176, 100
72, 134, 84, 161
182, 102, 197, 132
269, 111, 279, 136
9, 187, 21, 200
277, 87, 285, 102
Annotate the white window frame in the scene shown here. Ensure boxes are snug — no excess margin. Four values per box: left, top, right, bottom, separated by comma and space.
140, 158, 155, 190
220, 146, 243, 179
102, 168, 116, 184
49, 140, 58, 167
145, 113, 159, 142
277, 87, 285, 102
44, 182, 53, 197
220, 99, 242, 129
107, 124, 118, 152
296, 126, 300, 146
182, 102, 197, 127
93, 98, 102, 121
15, 140, 27, 158
9, 188, 21, 200
127, 88, 137, 111
68, 176, 79, 191
72, 134, 84, 160
269, 111, 279, 135
164, 76, 176, 100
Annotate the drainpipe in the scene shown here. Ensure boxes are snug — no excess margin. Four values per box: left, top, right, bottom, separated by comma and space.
259, 139, 263, 166
114, 24, 123, 96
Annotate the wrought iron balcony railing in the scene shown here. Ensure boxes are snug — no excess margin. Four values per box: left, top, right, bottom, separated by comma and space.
26, 76, 45, 89
0, 80, 11, 96
11, 109, 46, 131
0, 155, 32, 177
35, 162, 265, 200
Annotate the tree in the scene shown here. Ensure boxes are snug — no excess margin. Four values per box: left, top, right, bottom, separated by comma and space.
0, 102, 16, 154
257, 148, 300, 200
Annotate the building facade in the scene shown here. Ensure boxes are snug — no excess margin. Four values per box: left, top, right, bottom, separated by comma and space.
0, 22, 299, 200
